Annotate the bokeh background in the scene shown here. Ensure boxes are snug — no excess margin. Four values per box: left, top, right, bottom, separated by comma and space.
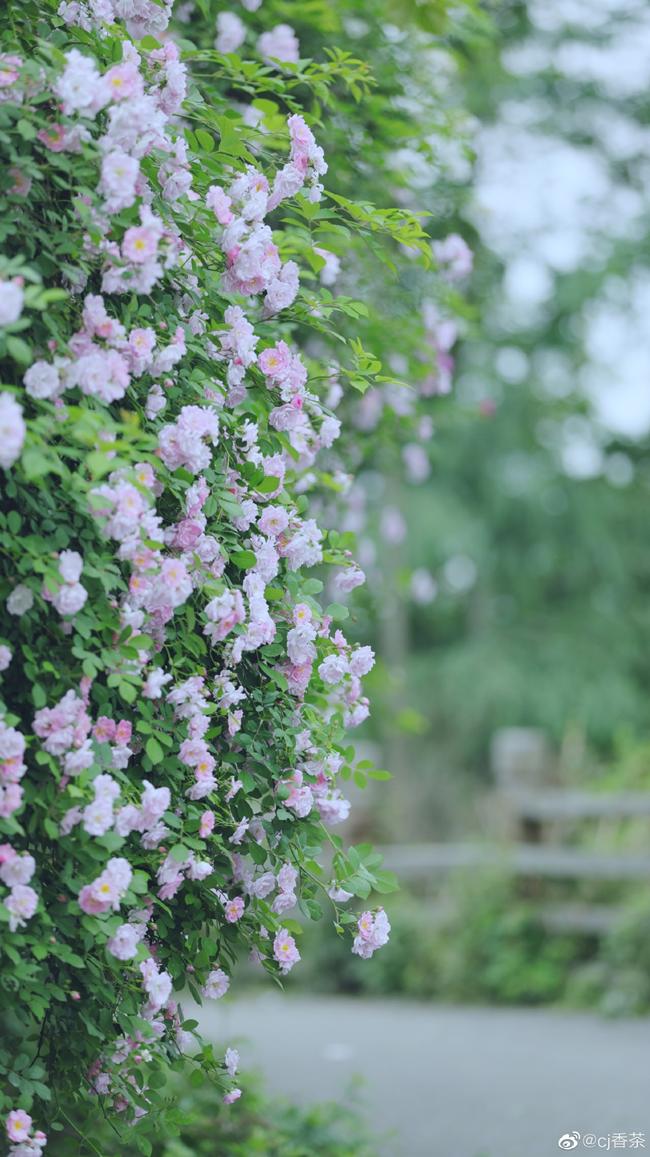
198, 3, 650, 1155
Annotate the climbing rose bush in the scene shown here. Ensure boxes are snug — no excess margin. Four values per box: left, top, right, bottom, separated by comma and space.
0, 0, 472, 1147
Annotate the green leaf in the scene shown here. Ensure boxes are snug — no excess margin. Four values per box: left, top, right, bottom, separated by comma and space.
118, 681, 137, 704
231, 550, 257, 569
145, 736, 164, 765
6, 336, 32, 364
169, 844, 191, 863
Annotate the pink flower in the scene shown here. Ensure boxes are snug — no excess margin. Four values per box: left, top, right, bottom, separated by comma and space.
263, 261, 300, 315
0, 54, 22, 90
140, 958, 172, 1011
257, 24, 300, 65
55, 49, 109, 118
0, 393, 25, 469
352, 908, 391, 959
6, 583, 32, 616
215, 11, 246, 53
6, 1110, 32, 1143
314, 246, 341, 286
0, 850, 34, 887
115, 719, 132, 745
93, 716, 116, 743
199, 810, 215, 838
202, 967, 229, 999
318, 654, 348, 685
229, 817, 249, 846
206, 184, 233, 225
273, 928, 301, 974
223, 1088, 242, 1105
100, 150, 140, 212
107, 923, 140, 961
224, 1046, 239, 1076
349, 645, 374, 677
24, 360, 61, 400
143, 668, 172, 699
257, 505, 289, 538
203, 589, 245, 643
58, 550, 83, 582
70, 348, 130, 404
334, 566, 365, 595
53, 582, 87, 617
123, 225, 158, 264
5, 883, 38, 931
224, 896, 245, 923
432, 233, 473, 281
158, 406, 220, 475
105, 61, 143, 102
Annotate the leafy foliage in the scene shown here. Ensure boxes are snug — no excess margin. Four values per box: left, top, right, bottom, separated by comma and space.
0, 0, 473, 1148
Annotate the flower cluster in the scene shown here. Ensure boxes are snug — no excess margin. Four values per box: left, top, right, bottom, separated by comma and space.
0, 0, 471, 1138
5, 1109, 46, 1157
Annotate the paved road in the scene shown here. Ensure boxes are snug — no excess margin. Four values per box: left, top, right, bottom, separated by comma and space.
196, 993, 650, 1157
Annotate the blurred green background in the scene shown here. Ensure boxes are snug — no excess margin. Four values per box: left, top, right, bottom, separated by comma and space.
314, 0, 650, 1014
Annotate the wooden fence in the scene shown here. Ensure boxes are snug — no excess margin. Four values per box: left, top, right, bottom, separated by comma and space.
377, 729, 650, 935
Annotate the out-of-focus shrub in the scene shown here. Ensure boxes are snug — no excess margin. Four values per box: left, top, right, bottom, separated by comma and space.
289, 872, 592, 1006
46, 1070, 376, 1157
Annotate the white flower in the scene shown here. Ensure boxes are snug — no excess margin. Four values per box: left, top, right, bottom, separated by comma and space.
24, 360, 61, 400
7, 584, 33, 616
0, 392, 25, 469
0, 279, 24, 326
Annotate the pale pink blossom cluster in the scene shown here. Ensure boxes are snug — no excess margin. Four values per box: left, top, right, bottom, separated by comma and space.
0, 845, 38, 932
257, 24, 300, 67
49, 550, 88, 618
157, 847, 212, 901
317, 639, 374, 727
78, 857, 132, 915
283, 753, 351, 827
107, 920, 143, 961
6, 585, 33, 617
273, 927, 301, 974
33, 687, 94, 778
5, 1108, 46, 1155
420, 300, 459, 397
202, 967, 230, 1000
268, 114, 328, 209
115, 779, 170, 848
0, 392, 25, 470
23, 294, 184, 408
432, 232, 474, 282
0, 54, 23, 105
351, 908, 391, 959
167, 676, 219, 801
314, 246, 341, 287
0, 717, 27, 819
58, 0, 173, 42
213, 669, 246, 736
158, 406, 220, 475
206, 144, 304, 315
0, 18, 402, 1120
34, 41, 190, 294
217, 305, 258, 403
215, 11, 246, 54
231, 854, 297, 915
203, 590, 245, 646
0, 278, 24, 326
140, 956, 173, 1014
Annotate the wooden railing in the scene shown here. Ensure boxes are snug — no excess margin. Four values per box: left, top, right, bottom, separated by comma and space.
376, 731, 650, 935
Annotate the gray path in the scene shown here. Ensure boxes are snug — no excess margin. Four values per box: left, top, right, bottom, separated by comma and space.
196, 993, 650, 1157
